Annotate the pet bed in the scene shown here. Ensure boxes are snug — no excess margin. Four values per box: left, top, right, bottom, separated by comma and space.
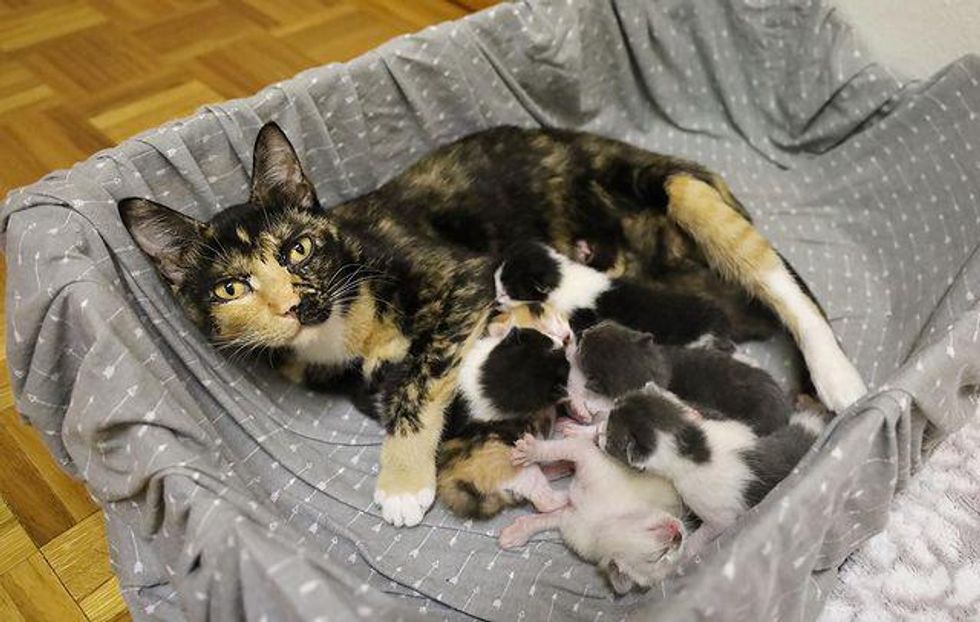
3, 0, 978, 620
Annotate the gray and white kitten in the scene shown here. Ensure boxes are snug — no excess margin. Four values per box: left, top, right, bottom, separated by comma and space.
601, 384, 831, 552
567, 320, 792, 435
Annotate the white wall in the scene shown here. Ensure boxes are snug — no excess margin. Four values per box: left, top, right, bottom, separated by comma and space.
830, 0, 980, 78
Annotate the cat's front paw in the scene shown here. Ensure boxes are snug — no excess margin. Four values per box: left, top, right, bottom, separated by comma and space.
375, 439, 437, 527
373, 487, 434, 528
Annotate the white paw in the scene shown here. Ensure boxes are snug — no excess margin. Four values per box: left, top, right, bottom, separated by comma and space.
373, 487, 434, 527
810, 346, 867, 412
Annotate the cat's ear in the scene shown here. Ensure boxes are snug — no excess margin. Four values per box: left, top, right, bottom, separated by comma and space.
604, 559, 635, 594
118, 198, 205, 287
249, 122, 318, 211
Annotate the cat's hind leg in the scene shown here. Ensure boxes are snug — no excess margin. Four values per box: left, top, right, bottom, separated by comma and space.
663, 175, 866, 412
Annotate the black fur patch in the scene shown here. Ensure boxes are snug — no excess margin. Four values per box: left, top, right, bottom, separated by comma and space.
480, 328, 570, 415
497, 241, 561, 302
569, 307, 600, 337
594, 280, 732, 346
666, 347, 792, 436
604, 393, 659, 466
675, 426, 711, 464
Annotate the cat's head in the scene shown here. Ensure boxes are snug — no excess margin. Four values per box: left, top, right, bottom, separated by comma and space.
119, 123, 357, 352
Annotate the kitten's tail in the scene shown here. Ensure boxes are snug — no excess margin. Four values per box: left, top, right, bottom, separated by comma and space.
788, 394, 835, 439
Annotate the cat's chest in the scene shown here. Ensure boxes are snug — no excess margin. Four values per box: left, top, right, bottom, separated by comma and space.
290, 312, 352, 367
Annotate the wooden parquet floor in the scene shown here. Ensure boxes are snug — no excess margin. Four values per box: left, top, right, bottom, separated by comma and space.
0, 1, 495, 620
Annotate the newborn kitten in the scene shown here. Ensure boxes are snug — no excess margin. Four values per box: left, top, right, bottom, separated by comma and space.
494, 241, 733, 346
455, 303, 571, 423
568, 320, 792, 435
602, 385, 831, 552
501, 434, 686, 594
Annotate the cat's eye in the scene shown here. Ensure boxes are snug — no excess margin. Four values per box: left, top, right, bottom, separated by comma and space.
287, 236, 314, 266
213, 279, 250, 301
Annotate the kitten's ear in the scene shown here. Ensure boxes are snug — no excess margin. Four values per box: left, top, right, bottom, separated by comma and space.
118, 198, 205, 287
249, 122, 318, 211
604, 560, 635, 594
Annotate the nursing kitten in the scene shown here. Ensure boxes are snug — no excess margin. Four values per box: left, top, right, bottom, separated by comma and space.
495, 241, 736, 345
119, 122, 864, 527
502, 434, 686, 594
601, 385, 831, 553
568, 321, 792, 435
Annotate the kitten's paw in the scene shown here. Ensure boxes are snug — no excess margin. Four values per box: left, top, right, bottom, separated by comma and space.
373, 487, 435, 528
564, 397, 593, 423
555, 418, 596, 440
510, 433, 539, 466
498, 517, 533, 549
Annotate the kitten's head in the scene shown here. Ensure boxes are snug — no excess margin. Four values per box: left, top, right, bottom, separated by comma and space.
594, 510, 685, 593
494, 241, 562, 305
576, 321, 670, 398
602, 382, 708, 470
119, 123, 356, 352
480, 326, 571, 414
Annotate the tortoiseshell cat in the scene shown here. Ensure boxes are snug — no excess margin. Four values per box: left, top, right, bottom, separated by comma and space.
119, 123, 865, 527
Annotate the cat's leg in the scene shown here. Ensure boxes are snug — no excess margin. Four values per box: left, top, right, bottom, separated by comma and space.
375, 305, 489, 527
374, 369, 455, 526
576, 136, 864, 411
499, 509, 566, 549
662, 175, 866, 412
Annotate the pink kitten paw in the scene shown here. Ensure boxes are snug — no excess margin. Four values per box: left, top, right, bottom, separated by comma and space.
510, 433, 539, 466
499, 517, 533, 549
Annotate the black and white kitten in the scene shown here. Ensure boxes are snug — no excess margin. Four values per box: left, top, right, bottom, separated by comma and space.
494, 241, 734, 346
600, 384, 831, 552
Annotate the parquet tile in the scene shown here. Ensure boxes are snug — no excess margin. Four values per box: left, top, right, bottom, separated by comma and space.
0, 1, 497, 619
1, 553, 87, 621
80, 577, 129, 622
42, 512, 114, 600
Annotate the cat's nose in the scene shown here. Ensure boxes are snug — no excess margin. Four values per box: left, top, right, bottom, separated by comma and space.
282, 304, 299, 319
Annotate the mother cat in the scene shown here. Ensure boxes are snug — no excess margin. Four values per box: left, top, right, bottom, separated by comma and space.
118, 122, 865, 527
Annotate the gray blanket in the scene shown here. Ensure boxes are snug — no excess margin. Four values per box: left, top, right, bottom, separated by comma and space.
3, 1, 979, 620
